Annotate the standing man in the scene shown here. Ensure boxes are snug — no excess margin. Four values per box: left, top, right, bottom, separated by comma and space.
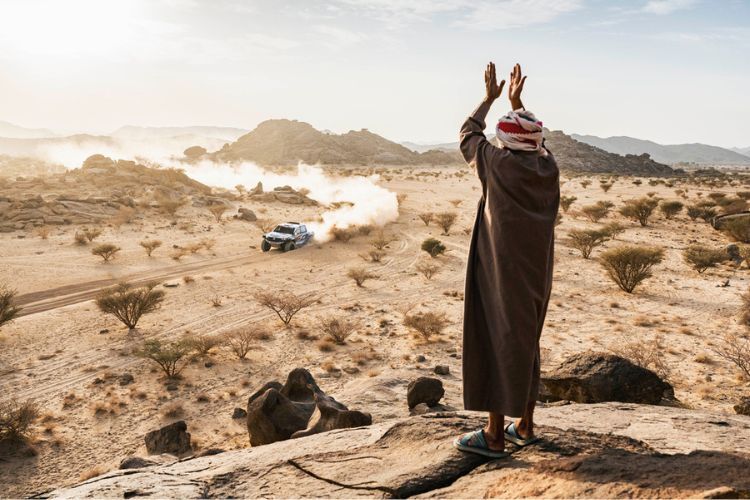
454, 63, 559, 458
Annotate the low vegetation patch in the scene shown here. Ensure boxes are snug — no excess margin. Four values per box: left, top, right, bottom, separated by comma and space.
421, 238, 446, 258
95, 282, 165, 330
136, 339, 192, 379
253, 290, 317, 326
91, 243, 121, 262
403, 310, 450, 341
620, 197, 659, 226
683, 245, 727, 273
139, 239, 162, 257
0, 285, 21, 330
599, 245, 664, 293
319, 315, 359, 344
568, 229, 609, 259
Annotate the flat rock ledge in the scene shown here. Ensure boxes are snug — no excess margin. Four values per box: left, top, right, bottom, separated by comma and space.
45, 403, 750, 499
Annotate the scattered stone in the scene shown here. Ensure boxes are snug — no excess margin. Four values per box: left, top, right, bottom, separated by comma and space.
163, 282, 180, 288
92, 377, 105, 385
99, 329, 109, 334
232, 407, 247, 419
541, 352, 674, 405
119, 456, 157, 470
406, 377, 444, 409
204, 361, 214, 368
415, 355, 427, 362
144, 421, 192, 456
165, 383, 178, 392
734, 397, 750, 416
246, 368, 372, 446
118, 373, 134, 386
434, 365, 450, 376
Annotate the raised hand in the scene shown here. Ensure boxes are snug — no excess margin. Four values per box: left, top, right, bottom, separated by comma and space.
484, 62, 505, 102
508, 63, 527, 110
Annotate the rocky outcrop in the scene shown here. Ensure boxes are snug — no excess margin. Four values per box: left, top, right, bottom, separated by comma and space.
247, 185, 318, 206
48, 404, 750, 498
541, 352, 673, 405
144, 421, 192, 456
246, 368, 372, 446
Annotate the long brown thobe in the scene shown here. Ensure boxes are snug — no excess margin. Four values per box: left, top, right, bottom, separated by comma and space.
460, 102, 559, 416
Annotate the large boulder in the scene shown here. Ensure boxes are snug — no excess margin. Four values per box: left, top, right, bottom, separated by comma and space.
246, 368, 371, 447
540, 352, 673, 405
236, 207, 257, 221
144, 421, 192, 455
407, 377, 445, 409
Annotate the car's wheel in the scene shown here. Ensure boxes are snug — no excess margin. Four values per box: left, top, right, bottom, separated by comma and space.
283, 241, 295, 252
261, 240, 271, 252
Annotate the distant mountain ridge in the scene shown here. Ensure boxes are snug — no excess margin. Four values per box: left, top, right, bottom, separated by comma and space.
0, 120, 57, 139
571, 134, 750, 165
111, 125, 247, 142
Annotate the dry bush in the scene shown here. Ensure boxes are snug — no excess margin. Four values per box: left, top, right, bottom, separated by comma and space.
602, 221, 626, 240
356, 224, 374, 236
73, 231, 88, 245
371, 231, 394, 250
659, 200, 684, 219
560, 195, 577, 213
434, 212, 458, 235
183, 334, 221, 356
687, 204, 717, 222
418, 212, 434, 226
683, 245, 727, 273
200, 238, 216, 251
421, 237, 446, 258
139, 239, 162, 257
96, 282, 165, 330
600, 182, 613, 193
330, 226, 357, 242
0, 400, 39, 445
712, 331, 750, 379
253, 290, 316, 326
415, 261, 440, 280
223, 326, 266, 359
568, 229, 609, 259
156, 195, 187, 217
0, 285, 21, 330
319, 315, 359, 344
581, 201, 611, 222
36, 226, 51, 239
207, 204, 228, 222
403, 311, 450, 340
610, 336, 670, 379
397, 193, 408, 206
360, 249, 386, 263
91, 243, 121, 262
136, 339, 191, 379
580, 179, 591, 188
185, 242, 204, 254
254, 219, 275, 233
170, 248, 187, 261
82, 227, 102, 242
721, 217, 750, 243
599, 245, 664, 293
110, 207, 136, 228
619, 197, 659, 226
210, 295, 223, 307
347, 267, 378, 287
182, 275, 195, 284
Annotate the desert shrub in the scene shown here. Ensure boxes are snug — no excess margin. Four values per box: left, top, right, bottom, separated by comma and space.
421, 238, 446, 258
721, 217, 750, 243
139, 239, 162, 256
581, 202, 610, 222
361, 249, 386, 263
319, 315, 359, 344
580, 179, 591, 188
610, 336, 670, 379
95, 282, 165, 330
683, 245, 727, 273
200, 238, 216, 251
223, 326, 266, 359
36, 226, 51, 239
91, 243, 121, 262
418, 212, 433, 226
415, 261, 440, 279
74, 231, 88, 245
599, 245, 664, 293
560, 195, 577, 213
253, 290, 316, 326
434, 212, 458, 235
403, 311, 450, 340
686, 205, 702, 221
602, 221, 626, 240
81, 227, 102, 242
371, 231, 394, 250
330, 226, 357, 242
156, 195, 187, 218
600, 182, 613, 193
183, 275, 195, 284
356, 224, 374, 236
254, 219, 275, 233
712, 331, 750, 379
659, 200, 684, 219
207, 204, 228, 222
0, 286, 21, 330
110, 207, 136, 228
170, 248, 187, 261
210, 295, 223, 307
182, 334, 221, 356
632, 179, 642, 186
0, 400, 39, 445
347, 267, 378, 287
136, 339, 191, 378
568, 229, 609, 259
619, 197, 659, 226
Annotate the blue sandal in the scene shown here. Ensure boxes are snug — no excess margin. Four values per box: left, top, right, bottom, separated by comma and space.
453, 430, 510, 459
504, 421, 540, 447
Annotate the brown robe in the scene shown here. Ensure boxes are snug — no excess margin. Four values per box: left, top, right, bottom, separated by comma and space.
460, 103, 559, 416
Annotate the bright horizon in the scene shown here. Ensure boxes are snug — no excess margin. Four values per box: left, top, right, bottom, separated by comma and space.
1, 0, 748, 148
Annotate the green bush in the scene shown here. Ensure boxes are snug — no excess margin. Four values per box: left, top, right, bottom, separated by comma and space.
620, 197, 659, 226
0, 286, 21, 330
683, 245, 727, 273
421, 238, 446, 258
136, 339, 192, 378
659, 200, 684, 219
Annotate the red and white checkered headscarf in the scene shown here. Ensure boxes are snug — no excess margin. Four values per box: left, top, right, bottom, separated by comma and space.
496, 110, 546, 154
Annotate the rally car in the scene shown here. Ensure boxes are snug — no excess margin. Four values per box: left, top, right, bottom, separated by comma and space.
261, 222, 314, 252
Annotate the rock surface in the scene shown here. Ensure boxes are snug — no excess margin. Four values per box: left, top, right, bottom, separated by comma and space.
407, 377, 445, 408
541, 352, 673, 404
144, 421, 192, 456
246, 368, 371, 446
48, 404, 750, 498
735, 396, 750, 416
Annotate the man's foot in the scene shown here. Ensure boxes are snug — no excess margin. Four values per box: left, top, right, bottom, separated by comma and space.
453, 429, 509, 459
514, 418, 533, 440
504, 421, 540, 447
482, 426, 505, 451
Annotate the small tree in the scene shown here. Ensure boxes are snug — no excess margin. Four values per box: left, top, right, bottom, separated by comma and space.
347, 267, 378, 287
421, 238, 446, 258
602, 221, 626, 240
207, 204, 228, 222
183, 334, 221, 356
253, 290, 316, 326
361, 249, 386, 263
659, 200, 684, 219
683, 245, 727, 273
711, 331, 750, 380
91, 243, 121, 262
74, 231, 88, 245
0, 400, 39, 445
83, 227, 102, 242
568, 229, 609, 259
599, 245, 664, 293
371, 231, 394, 250
415, 261, 440, 280
319, 315, 358, 344
223, 326, 265, 359
434, 212, 458, 235
418, 212, 433, 226
403, 310, 450, 341
560, 195, 577, 213
139, 239, 163, 257
0, 286, 21, 330
96, 282, 165, 330
156, 196, 187, 218
581, 202, 610, 222
620, 197, 659, 226
136, 339, 191, 378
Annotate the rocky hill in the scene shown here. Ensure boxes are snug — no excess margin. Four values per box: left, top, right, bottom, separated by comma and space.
211, 119, 463, 166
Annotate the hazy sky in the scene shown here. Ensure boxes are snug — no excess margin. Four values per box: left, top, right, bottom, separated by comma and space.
0, 0, 748, 147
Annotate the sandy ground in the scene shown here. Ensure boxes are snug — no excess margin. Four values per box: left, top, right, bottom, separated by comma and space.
1, 167, 749, 496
